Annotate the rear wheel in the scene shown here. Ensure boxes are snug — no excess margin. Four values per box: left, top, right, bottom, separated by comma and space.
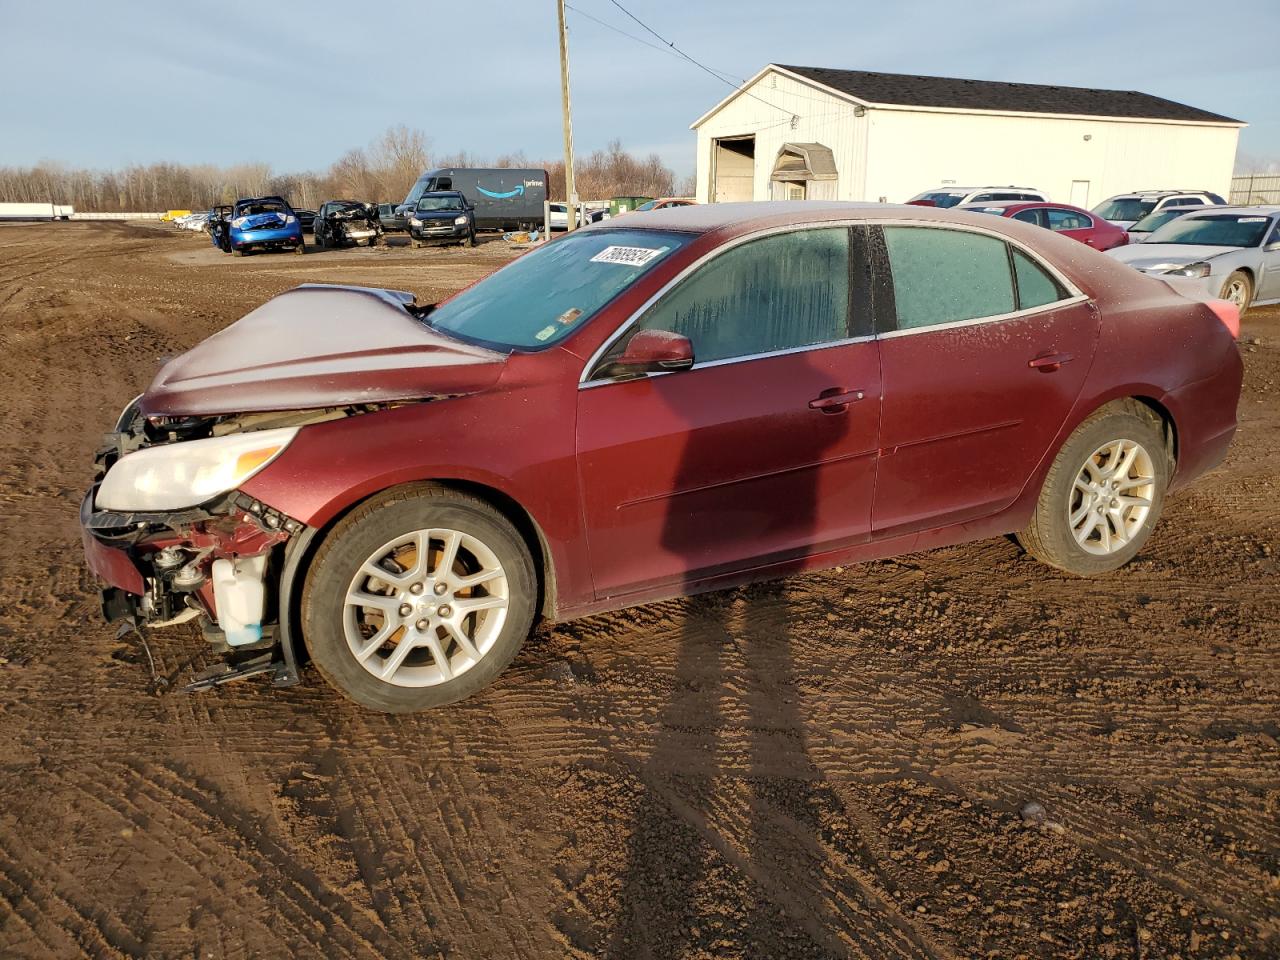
1018, 401, 1169, 575
232, 248, 245, 257
302, 485, 536, 712
1219, 271, 1252, 317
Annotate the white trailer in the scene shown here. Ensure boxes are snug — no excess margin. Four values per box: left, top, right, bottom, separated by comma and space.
0, 202, 74, 221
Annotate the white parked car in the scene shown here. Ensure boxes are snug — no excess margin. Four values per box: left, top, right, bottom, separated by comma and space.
1108, 206, 1280, 315
907, 186, 1047, 208
1092, 190, 1226, 230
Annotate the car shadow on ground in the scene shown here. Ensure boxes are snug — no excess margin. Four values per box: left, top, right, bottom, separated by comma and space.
605, 348, 854, 955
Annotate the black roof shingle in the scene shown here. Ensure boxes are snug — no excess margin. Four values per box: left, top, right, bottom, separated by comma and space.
774, 64, 1240, 124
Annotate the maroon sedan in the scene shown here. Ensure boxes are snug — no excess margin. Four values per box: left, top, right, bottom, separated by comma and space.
81, 203, 1243, 712
959, 200, 1130, 251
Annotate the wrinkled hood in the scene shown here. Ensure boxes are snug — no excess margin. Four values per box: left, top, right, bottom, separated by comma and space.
141, 285, 508, 417
1108, 243, 1234, 272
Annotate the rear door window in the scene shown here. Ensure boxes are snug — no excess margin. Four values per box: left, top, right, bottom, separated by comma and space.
882, 227, 1015, 330
1045, 208, 1091, 231
627, 227, 856, 364
1012, 208, 1046, 227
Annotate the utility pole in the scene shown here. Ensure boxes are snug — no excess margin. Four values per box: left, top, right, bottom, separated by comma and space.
556, 0, 578, 231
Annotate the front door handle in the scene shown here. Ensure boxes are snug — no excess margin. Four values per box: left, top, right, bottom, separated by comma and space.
809, 388, 865, 412
1028, 353, 1074, 373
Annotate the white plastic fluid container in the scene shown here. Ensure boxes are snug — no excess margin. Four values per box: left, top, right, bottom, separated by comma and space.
211, 555, 268, 647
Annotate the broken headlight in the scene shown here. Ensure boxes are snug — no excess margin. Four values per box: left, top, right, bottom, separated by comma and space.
96, 427, 298, 511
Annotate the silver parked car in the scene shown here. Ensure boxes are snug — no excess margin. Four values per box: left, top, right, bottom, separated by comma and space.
1108, 206, 1280, 315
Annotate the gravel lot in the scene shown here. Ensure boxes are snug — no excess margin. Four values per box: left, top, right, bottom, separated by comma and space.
0, 220, 1276, 958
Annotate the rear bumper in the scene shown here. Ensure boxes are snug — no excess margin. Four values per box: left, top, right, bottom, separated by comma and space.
1165, 348, 1244, 492
231, 227, 302, 248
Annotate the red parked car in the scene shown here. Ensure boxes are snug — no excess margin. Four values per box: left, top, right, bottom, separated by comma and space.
82, 203, 1243, 712
958, 200, 1130, 251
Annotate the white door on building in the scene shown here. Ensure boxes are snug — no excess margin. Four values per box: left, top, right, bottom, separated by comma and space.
1070, 180, 1091, 207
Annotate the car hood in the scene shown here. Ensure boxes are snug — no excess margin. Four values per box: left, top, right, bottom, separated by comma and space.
140, 285, 508, 417
1107, 243, 1236, 271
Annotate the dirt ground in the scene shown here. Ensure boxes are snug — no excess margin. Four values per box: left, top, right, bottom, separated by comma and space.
0, 220, 1276, 959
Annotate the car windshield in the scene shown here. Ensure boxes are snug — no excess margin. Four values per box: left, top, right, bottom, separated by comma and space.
1145, 214, 1273, 247
1093, 198, 1156, 221
912, 192, 967, 208
1130, 208, 1193, 233
418, 197, 463, 211
429, 229, 691, 350
635, 200, 658, 211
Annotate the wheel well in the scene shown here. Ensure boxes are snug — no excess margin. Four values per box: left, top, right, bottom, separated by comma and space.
427, 479, 558, 620
1130, 396, 1178, 467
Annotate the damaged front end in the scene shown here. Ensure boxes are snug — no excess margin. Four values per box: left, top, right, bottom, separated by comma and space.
83, 400, 343, 689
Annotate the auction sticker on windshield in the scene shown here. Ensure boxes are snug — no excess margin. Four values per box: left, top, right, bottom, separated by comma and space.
590, 245, 669, 267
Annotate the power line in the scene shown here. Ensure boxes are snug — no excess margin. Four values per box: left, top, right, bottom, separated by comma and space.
600, 0, 797, 118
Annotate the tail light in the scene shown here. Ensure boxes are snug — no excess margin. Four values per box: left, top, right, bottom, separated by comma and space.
1207, 299, 1240, 340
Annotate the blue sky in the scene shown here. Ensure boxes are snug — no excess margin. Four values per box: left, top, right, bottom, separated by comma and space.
2, 0, 1277, 176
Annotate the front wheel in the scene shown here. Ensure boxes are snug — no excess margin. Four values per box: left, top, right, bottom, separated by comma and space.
301, 485, 537, 712
1219, 270, 1252, 317
1018, 400, 1169, 575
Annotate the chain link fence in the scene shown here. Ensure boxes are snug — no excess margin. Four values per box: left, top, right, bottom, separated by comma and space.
1230, 174, 1280, 205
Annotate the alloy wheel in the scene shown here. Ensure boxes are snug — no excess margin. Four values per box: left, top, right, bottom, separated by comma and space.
343, 528, 509, 687
1222, 277, 1249, 307
1068, 439, 1156, 556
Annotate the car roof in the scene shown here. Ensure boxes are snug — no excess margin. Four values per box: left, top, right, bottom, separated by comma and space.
1174, 205, 1280, 217
920, 186, 1042, 193
1108, 190, 1214, 198
590, 200, 1081, 236
957, 200, 1081, 212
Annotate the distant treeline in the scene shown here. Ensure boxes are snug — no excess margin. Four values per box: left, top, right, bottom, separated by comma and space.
0, 127, 691, 212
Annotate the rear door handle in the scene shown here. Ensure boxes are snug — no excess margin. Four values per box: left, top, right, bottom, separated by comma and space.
809, 388, 865, 412
1028, 353, 1074, 373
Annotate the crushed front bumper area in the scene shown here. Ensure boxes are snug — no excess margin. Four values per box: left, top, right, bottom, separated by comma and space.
80, 487, 307, 687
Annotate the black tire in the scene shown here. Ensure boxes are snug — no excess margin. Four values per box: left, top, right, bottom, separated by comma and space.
315, 231, 326, 250
1219, 270, 1253, 318
301, 484, 537, 712
1018, 399, 1170, 576
293, 242, 305, 255
232, 248, 245, 257
465, 229, 476, 248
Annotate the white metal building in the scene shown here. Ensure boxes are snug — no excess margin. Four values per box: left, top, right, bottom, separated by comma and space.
692, 65, 1244, 208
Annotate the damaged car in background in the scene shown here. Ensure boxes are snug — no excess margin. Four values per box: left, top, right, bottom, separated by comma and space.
314, 200, 383, 249
82, 204, 1244, 713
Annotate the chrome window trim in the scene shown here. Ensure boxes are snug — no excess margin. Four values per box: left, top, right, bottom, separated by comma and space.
578, 219, 859, 386
577, 217, 1087, 388
877, 294, 1090, 340
579, 334, 876, 390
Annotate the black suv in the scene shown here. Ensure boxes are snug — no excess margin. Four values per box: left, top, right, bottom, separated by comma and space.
407, 191, 476, 247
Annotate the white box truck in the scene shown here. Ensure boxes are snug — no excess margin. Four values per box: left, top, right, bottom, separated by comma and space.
0, 203, 73, 221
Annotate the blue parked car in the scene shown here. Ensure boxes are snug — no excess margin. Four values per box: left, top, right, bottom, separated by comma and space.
227, 196, 304, 256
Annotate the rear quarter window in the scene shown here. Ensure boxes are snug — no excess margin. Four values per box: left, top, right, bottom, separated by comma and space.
882, 227, 1015, 329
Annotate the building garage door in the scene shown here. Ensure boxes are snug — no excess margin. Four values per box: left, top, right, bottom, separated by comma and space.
713, 136, 755, 202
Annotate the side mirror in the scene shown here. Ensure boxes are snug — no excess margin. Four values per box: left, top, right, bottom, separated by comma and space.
610, 330, 694, 375
1266, 241, 1280, 252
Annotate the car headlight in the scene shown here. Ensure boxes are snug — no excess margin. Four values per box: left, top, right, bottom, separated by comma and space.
96, 427, 298, 511
410, 217, 422, 226
284, 215, 297, 225
1165, 261, 1211, 278
453, 215, 468, 225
